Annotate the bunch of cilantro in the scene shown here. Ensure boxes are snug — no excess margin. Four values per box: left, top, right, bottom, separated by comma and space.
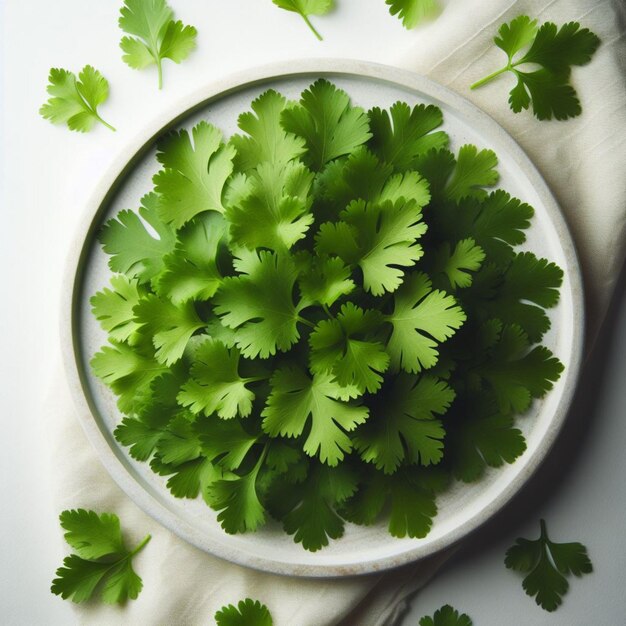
91, 79, 564, 551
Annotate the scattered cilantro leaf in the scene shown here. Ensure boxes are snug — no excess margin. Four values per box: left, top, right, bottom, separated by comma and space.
281, 79, 372, 170
119, 0, 197, 89
154, 122, 236, 228
471, 16, 600, 120
271, 0, 333, 41
419, 604, 473, 626
262, 367, 369, 466
386, 0, 439, 29
505, 519, 593, 611
40, 66, 115, 132
386, 272, 466, 373
215, 598, 273, 626
51, 509, 150, 604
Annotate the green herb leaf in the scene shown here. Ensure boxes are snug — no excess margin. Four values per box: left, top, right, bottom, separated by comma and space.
271, 0, 333, 40
213, 251, 303, 358
154, 122, 236, 228
40, 66, 115, 132
281, 79, 372, 170
316, 198, 427, 295
51, 510, 150, 604
119, 0, 197, 89
385, 0, 439, 29
262, 367, 369, 466
99, 193, 176, 284
471, 16, 600, 120
420, 604, 473, 626
505, 519, 593, 611
178, 338, 257, 419
386, 272, 466, 373
215, 598, 273, 626
354, 375, 454, 472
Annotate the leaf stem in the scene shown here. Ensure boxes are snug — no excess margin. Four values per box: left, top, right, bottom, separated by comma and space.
470, 65, 510, 90
297, 315, 316, 329
96, 114, 117, 132
157, 59, 163, 90
300, 13, 323, 41
129, 534, 152, 558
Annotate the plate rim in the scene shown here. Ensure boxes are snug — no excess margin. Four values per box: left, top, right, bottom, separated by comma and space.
61, 58, 585, 578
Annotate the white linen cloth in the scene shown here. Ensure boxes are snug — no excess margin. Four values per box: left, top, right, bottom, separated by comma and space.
48, 1, 626, 624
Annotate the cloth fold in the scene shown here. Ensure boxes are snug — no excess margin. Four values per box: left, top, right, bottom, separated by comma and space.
48, 1, 626, 624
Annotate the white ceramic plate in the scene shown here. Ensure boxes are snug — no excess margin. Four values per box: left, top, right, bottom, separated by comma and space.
62, 60, 584, 577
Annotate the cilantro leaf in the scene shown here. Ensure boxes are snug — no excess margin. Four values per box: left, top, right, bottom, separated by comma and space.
91, 275, 146, 344
471, 16, 600, 120
119, 0, 197, 89
368, 102, 448, 168
178, 338, 257, 419
446, 145, 499, 202
432, 238, 486, 289
99, 193, 176, 284
152, 454, 222, 499
91, 340, 168, 415
354, 375, 454, 472
154, 122, 236, 228
484, 252, 563, 341
309, 303, 389, 393
316, 198, 427, 295
154, 213, 226, 304
51, 509, 150, 604
281, 79, 372, 170
505, 519, 593, 611
40, 66, 115, 132
206, 453, 266, 533
297, 255, 356, 307
386, 272, 466, 373
226, 161, 314, 251
215, 598, 273, 626
317, 147, 394, 211
340, 467, 442, 538
473, 323, 564, 414
262, 367, 369, 466
213, 251, 303, 358
267, 463, 357, 551
155, 414, 202, 466
114, 415, 169, 461
385, 0, 439, 29
447, 397, 527, 482
133, 294, 204, 365
59, 509, 125, 561
198, 418, 258, 470
230, 90, 305, 172
271, 0, 333, 41
420, 604, 473, 626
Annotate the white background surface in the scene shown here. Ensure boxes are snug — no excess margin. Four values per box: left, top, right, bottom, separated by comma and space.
1, 1, 624, 625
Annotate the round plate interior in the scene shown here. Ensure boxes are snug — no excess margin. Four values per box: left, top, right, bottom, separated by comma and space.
64, 60, 584, 577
